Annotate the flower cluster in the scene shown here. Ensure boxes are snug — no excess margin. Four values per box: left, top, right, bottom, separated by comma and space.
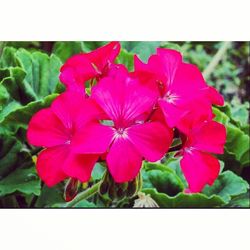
27, 42, 226, 193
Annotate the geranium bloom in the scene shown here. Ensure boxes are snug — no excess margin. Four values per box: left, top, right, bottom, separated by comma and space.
134, 48, 224, 129
27, 92, 103, 187
72, 69, 173, 183
60, 41, 120, 93
178, 120, 226, 193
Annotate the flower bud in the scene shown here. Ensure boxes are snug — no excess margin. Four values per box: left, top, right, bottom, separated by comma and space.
64, 178, 80, 202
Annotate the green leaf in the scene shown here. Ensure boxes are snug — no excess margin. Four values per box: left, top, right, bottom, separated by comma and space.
202, 170, 249, 203
160, 42, 182, 52
230, 101, 249, 128
4, 42, 40, 49
0, 134, 23, 178
121, 41, 161, 62
225, 191, 250, 207
15, 49, 62, 98
0, 67, 36, 104
143, 162, 184, 196
0, 47, 17, 67
72, 200, 97, 208
0, 167, 41, 196
116, 49, 134, 71
35, 184, 64, 208
213, 107, 250, 167
91, 163, 105, 181
0, 94, 58, 132
164, 157, 188, 187
52, 42, 84, 62
213, 107, 230, 125
52, 41, 108, 62
143, 188, 225, 208
0, 84, 9, 110
218, 101, 249, 129
226, 124, 250, 166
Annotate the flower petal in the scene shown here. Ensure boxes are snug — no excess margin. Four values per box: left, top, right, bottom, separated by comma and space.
27, 108, 68, 147
51, 92, 104, 130
62, 153, 99, 182
85, 41, 121, 72
107, 138, 142, 183
156, 48, 182, 87
170, 63, 207, 103
91, 72, 157, 125
176, 98, 213, 134
72, 122, 114, 154
205, 86, 224, 106
180, 150, 220, 193
36, 146, 69, 187
128, 122, 173, 162
191, 120, 226, 154
158, 99, 189, 128
59, 54, 97, 92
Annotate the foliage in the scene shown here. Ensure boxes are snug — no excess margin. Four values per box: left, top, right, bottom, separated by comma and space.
0, 41, 249, 208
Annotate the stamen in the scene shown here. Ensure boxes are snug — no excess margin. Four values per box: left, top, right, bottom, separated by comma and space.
164, 91, 179, 104
65, 140, 71, 145
185, 146, 195, 154
113, 127, 128, 140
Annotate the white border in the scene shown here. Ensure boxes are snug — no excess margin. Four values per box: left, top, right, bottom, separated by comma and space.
0, 209, 249, 250
0, 1, 249, 249
0, 0, 249, 40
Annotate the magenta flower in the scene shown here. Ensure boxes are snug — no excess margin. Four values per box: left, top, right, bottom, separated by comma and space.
26, 44, 227, 197
59, 41, 120, 93
27, 92, 103, 187
178, 120, 226, 193
72, 69, 173, 183
134, 48, 224, 129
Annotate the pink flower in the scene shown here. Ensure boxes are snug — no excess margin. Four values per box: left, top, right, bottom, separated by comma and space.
59, 41, 121, 93
134, 48, 224, 129
178, 120, 226, 193
27, 92, 103, 187
72, 69, 173, 183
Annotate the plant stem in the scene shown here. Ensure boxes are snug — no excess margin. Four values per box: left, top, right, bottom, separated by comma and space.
202, 41, 232, 80
65, 181, 101, 207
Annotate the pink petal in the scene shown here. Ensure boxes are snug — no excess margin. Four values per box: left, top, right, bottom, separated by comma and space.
190, 121, 226, 154
133, 55, 167, 96
36, 146, 69, 187
62, 153, 99, 182
72, 122, 114, 154
27, 108, 69, 147
60, 54, 97, 91
180, 150, 220, 193
107, 138, 142, 183
158, 99, 189, 128
205, 86, 224, 106
176, 98, 213, 134
85, 42, 121, 72
91, 72, 157, 126
156, 48, 182, 87
128, 122, 173, 162
51, 92, 104, 130
170, 63, 207, 104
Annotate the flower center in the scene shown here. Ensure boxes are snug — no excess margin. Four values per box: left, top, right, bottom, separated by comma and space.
164, 91, 179, 104
113, 127, 128, 139
65, 139, 71, 145
184, 146, 195, 154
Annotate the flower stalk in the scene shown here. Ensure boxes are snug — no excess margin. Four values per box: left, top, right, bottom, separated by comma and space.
65, 181, 101, 207
202, 41, 232, 80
